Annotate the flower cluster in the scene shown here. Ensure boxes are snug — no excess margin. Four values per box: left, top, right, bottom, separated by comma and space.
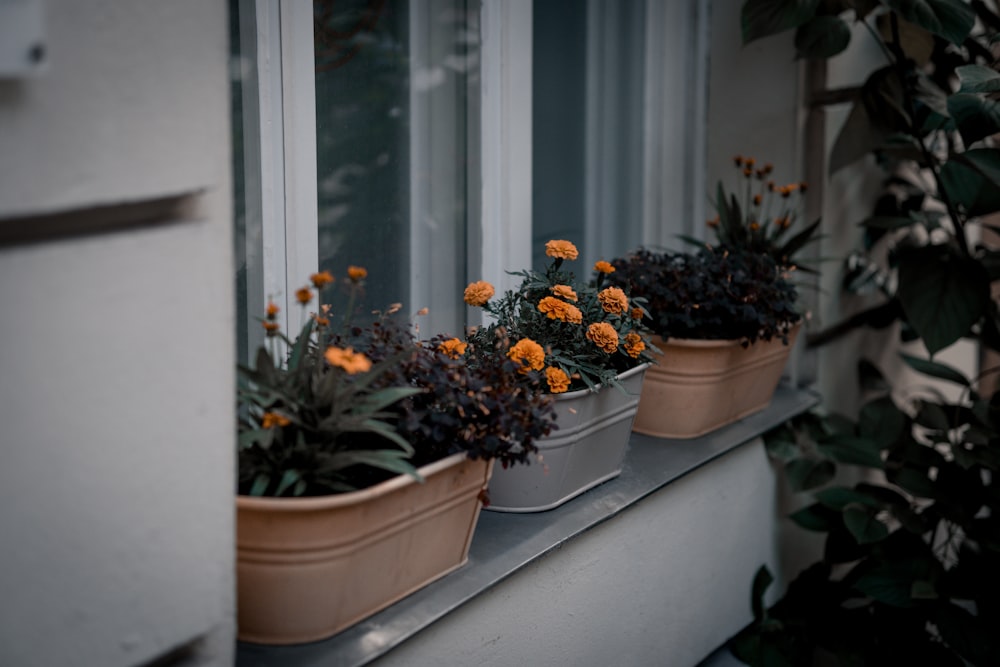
699, 155, 820, 273
465, 240, 656, 393
607, 246, 801, 345
237, 268, 555, 497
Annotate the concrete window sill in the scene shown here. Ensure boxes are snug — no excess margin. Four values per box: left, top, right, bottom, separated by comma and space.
236, 384, 819, 667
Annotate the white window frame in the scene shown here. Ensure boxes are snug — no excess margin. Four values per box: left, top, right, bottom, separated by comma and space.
239, 0, 708, 342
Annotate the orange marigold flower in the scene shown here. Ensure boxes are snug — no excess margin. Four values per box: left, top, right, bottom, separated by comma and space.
631, 307, 644, 320
262, 321, 280, 336
324, 346, 373, 374
314, 315, 330, 327
539, 296, 583, 323
545, 366, 571, 394
261, 412, 291, 429
598, 287, 629, 315
507, 338, 545, 374
623, 332, 646, 359
593, 260, 616, 274
551, 284, 578, 302
310, 270, 335, 288
437, 338, 468, 359
295, 287, 312, 304
745, 157, 756, 167
545, 239, 579, 260
347, 265, 368, 281
265, 301, 280, 318
586, 322, 619, 354
463, 280, 495, 306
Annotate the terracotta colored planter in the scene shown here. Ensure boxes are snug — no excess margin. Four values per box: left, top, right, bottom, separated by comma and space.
236, 453, 492, 645
633, 325, 799, 439
485, 363, 649, 513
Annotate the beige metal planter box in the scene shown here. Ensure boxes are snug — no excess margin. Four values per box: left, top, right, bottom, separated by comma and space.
485, 363, 649, 513
236, 453, 492, 645
633, 326, 799, 439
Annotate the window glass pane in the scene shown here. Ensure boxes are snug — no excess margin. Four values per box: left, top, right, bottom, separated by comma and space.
313, 0, 476, 338
532, 0, 646, 270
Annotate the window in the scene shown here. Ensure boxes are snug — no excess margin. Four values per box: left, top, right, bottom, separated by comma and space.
232, 0, 708, 363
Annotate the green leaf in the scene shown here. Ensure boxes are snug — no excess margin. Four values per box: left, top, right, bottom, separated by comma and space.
899, 352, 970, 386
751, 565, 774, 621
275, 469, 301, 496
785, 458, 836, 491
794, 15, 851, 58
249, 474, 270, 497
947, 93, 1000, 147
789, 502, 840, 531
891, 466, 938, 498
816, 486, 882, 510
818, 435, 884, 468
742, 0, 820, 44
953, 147, 1000, 186
940, 157, 1000, 217
359, 419, 417, 455
957, 64, 1000, 93
777, 218, 822, 262
286, 318, 315, 371
859, 396, 906, 448
897, 245, 989, 356
321, 450, 422, 482
843, 504, 890, 544
353, 386, 423, 414
854, 565, 917, 607
885, 0, 975, 46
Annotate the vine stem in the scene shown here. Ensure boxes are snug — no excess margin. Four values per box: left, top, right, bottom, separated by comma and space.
886, 13, 970, 257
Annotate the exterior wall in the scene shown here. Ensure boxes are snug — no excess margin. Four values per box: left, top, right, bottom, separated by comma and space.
0, 2, 235, 666
373, 440, 781, 667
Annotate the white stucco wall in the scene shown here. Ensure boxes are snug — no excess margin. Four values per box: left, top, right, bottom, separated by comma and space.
0, 2, 234, 666
373, 440, 781, 667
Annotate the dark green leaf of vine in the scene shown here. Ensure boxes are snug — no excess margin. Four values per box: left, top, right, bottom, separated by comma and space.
897, 245, 989, 356
795, 15, 851, 59
947, 93, 1000, 147
885, 0, 975, 46
957, 64, 1000, 93
843, 504, 890, 544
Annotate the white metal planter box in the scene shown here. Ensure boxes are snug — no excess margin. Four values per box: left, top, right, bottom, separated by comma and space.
485, 364, 649, 513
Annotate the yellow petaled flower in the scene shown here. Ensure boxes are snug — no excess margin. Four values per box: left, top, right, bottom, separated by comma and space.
261, 412, 291, 429
586, 322, 619, 354
551, 284, 578, 302
623, 332, 646, 359
631, 307, 644, 321
437, 338, 468, 359
545, 366, 570, 394
545, 239, 579, 260
593, 260, 616, 274
262, 321, 280, 336
265, 301, 280, 318
295, 287, 312, 304
598, 287, 629, 315
324, 346, 373, 374
507, 338, 545, 374
310, 270, 335, 288
347, 265, 368, 281
464, 280, 495, 307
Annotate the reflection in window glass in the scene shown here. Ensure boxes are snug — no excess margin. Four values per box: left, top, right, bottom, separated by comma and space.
313, 0, 477, 338
532, 0, 646, 271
